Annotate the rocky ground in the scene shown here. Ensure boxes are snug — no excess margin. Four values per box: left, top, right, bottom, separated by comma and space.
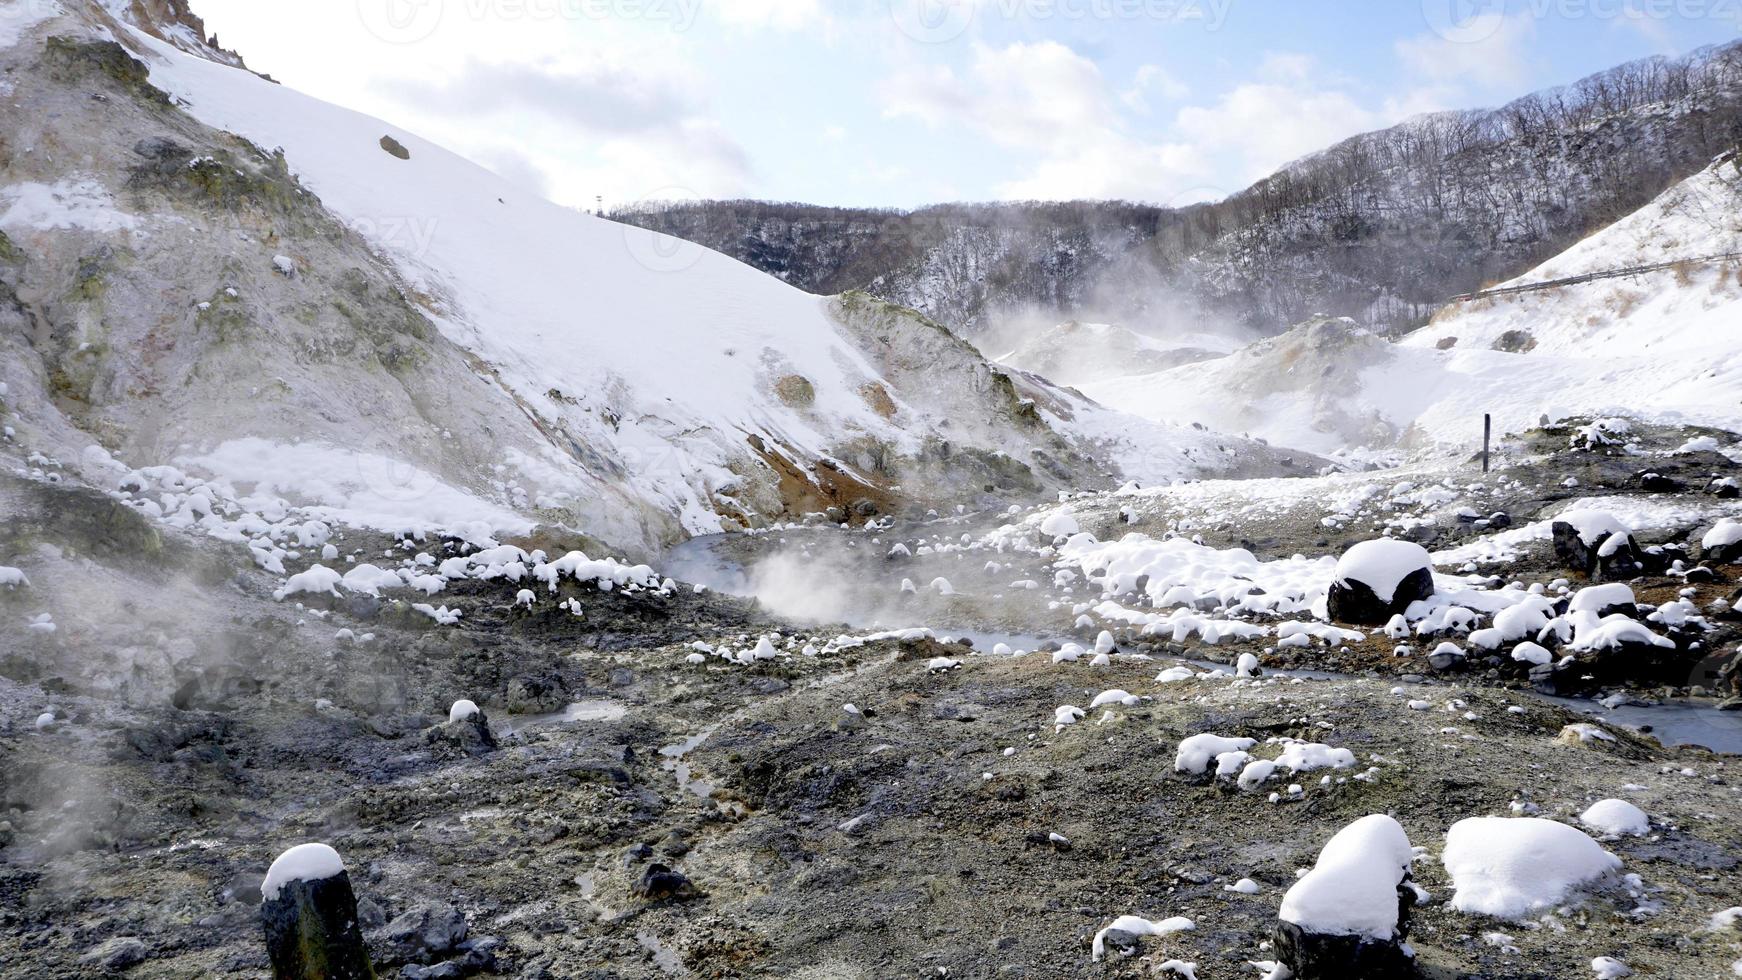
2, 420, 1742, 979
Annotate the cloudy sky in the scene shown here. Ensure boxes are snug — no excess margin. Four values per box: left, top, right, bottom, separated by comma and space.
193, 0, 1741, 210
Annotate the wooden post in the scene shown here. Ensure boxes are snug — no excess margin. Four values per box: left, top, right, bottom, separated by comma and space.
1482, 414, 1492, 474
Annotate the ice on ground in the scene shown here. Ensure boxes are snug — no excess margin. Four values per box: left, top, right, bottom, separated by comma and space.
0, 177, 141, 235
1443, 817, 1622, 919
262, 843, 347, 901
1279, 814, 1416, 940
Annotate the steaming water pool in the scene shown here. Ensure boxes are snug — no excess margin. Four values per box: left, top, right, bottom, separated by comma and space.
664, 530, 1742, 755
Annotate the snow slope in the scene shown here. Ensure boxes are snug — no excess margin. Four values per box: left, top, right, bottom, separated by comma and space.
1085, 157, 1742, 458
0, 2, 1299, 558
123, 24, 905, 539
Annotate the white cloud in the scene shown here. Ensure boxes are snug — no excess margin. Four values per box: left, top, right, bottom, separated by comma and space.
1121, 63, 1190, 113
1394, 11, 1537, 91
879, 41, 1117, 149
880, 39, 1421, 203
1174, 82, 1384, 183
994, 134, 1211, 202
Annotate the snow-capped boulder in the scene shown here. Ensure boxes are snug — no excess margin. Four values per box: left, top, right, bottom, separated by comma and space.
1702, 519, 1742, 564
260, 844, 374, 978
429, 701, 496, 754
1551, 510, 1642, 580
1275, 814, 1419, 980
1443, 817, 1622, 919
1328, 539, 1435, 625
1568, 584, 1638, 620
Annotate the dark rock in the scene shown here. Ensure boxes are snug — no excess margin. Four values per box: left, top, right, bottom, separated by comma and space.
633, 863, 699, 902
79, 937, 148, 972
223, 873, 265, 906
622, 842, 654, 867
1530, 660, 1588, 697
1328, 566, 1434, 626
261, 869, 374, 979
1487, 512, 1512, 529
1552, 521, 1644, 580
426, 707, 496, 755
1639, 471, 1679, 492
380, 135, 411, 160
1427, 648, 1465, 672
357, 896, 387, 930
1705, 531, 1742, 565
504, 673, 566, 714
380, 903, 469, 964
1274, 921, 1417, 980
460, 937, 504, 973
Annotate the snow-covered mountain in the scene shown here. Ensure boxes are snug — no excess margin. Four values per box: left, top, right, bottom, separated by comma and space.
616, 42, 1742, 341
1085, 154, 1742, 459
0, 1, 1303, 559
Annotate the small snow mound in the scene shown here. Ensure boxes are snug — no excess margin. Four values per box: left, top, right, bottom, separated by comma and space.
1443, 817, 1622, 919
1039, 512, 1080, 538
1579, 799, 1649, 837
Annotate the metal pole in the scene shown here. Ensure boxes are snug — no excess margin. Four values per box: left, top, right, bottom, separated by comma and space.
1482, 414, 1491, 473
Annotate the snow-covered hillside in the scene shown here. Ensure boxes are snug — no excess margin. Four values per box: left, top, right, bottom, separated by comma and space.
1086, 155, 1742, 459
0, 1, 1294, 558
